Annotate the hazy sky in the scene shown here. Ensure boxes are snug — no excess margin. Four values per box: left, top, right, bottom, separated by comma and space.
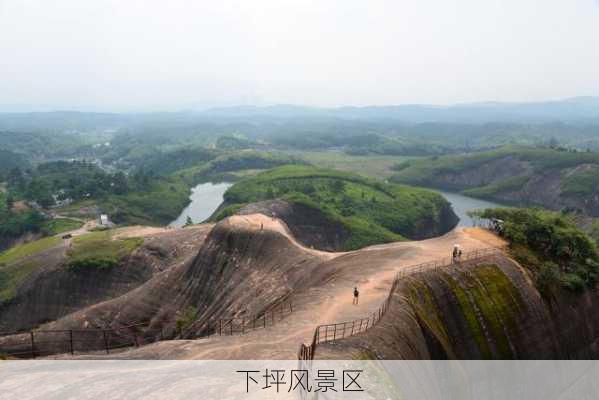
1, 0, 598, 112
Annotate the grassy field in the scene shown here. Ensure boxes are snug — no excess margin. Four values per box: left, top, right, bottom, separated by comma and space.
0, 229, 143, 303
284, 150, 418, 179
0, 236, 62, 266
0, 260, 45, 303
561, 165, 599, 196
463, 176, 530, 198
216, 165, 456, 250
0, 235, 65, 303
67, 230, 143, 270
41, 218, 84, 235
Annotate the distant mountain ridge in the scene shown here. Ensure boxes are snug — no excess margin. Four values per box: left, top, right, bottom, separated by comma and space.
202, 97, 599, 123
1, 97, 598, 130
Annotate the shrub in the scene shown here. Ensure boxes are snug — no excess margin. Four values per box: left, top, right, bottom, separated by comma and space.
176, 306, 198, 334
479, 207, 599, 292
68, 257, 117, 271
536, 262, 560, 296
66, 231, 142, 271
560, 273, 586, 293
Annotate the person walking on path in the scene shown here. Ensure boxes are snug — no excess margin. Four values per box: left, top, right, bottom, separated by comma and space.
353, 287, 359, 305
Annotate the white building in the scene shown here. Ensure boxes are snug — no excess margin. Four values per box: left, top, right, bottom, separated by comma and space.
100, 214, 109, 226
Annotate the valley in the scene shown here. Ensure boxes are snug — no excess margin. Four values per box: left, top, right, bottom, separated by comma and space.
3, 2, 599, 396
2, 102, 599, 362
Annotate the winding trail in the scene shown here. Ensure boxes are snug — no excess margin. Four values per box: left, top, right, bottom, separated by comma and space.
100, 214, 505, 360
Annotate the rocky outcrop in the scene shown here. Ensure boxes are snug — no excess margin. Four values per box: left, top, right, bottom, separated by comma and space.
396, 155, 599, 217
435, 156, 531, 190
0, 227, 210, 333
236, 200, 350, 251
3, 217, 331, 341
323, 254, 599, 359
174, 218, 331, 336
232, 199, 458, 251
0, 251, 156, 332
401, 201, 459, 240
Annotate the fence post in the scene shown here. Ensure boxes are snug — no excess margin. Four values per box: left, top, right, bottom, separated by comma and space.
103, 330, 109, 354
219, 320, 222, 335
289, 302, 293, 312
333, 324, 337, 341
69, 330, 74, 355
242, 318, 245, 335
342, 322, 347, 338
351, 321, 355, 336
230, 319, 233, 336
30, 331, 36, 359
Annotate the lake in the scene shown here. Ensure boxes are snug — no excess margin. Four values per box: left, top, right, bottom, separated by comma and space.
435, 190, 505, 227
169, 182, 233, 228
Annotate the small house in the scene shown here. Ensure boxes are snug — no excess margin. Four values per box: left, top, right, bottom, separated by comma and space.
100, 214, 109, 226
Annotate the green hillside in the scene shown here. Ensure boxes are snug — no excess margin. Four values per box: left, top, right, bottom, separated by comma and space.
474, 208, 599, 293
214, 165, 458, 250
391, 145, 599, 216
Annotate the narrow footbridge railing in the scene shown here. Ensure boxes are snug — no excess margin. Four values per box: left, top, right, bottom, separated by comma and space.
298, 245, 508, 360
216, 301, 293, 336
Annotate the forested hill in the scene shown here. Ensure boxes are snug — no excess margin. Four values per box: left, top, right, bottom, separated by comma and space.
212, 165, 458, 250
391, 145, 599, 217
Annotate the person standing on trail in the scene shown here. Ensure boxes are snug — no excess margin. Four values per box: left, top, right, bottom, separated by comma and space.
452, 245, 459, 263
260, 222, 263, 230
271, 211, 276, 220
353, 287, 359, 305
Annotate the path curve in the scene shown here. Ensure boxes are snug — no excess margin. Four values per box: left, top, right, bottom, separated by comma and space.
81, 214, 506, 360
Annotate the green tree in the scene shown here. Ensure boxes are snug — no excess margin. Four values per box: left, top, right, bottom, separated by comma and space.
330, 180, 346, 194
112, 172, 129, 195
176, 306, 198, 335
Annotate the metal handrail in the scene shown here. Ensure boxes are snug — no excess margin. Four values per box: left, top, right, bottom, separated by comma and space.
298, 246, 507, 360
0, 321, 156, 359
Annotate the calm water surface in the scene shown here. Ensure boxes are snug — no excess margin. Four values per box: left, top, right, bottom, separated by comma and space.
435, 190, 506, 227
170, 182, 232, 228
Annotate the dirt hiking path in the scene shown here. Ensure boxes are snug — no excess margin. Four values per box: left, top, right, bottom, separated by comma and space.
98, 214, 505, 360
